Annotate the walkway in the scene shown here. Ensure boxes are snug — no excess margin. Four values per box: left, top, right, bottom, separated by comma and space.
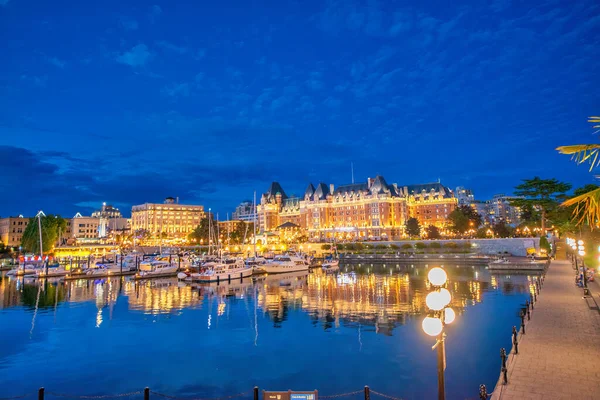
491, 256, 600, 399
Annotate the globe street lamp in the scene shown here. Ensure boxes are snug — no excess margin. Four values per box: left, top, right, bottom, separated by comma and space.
422, 267, 455, 400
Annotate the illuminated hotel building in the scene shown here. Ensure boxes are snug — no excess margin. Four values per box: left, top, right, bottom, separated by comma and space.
0, 215, 30, 248
131, 197, 205, 237
257, 175, 457, 240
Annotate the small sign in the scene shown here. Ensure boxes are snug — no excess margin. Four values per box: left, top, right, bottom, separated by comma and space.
264, 392, 289, 400
264, 390, 318, 400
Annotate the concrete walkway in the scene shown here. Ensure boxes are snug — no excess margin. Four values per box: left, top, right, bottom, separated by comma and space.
491, 257, 600, 400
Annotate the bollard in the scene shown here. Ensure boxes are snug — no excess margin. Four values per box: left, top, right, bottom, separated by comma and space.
38, 387, 45, 400
533, 291, 537, 304
530, 293, 535, 309
525, 299, 529, 312
500, 348, 508, 384
144, 387, 149, 400
520, 310, 526, 334
527, 306, 531, 321
512, 326, 519, 354
364, 385, 370, 400
254, 386, 259, 400
479, 384, 487, 399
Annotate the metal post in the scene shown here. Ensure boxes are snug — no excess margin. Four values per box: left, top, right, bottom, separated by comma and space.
527, 306, 531, 321
364, 386, 370, 400
144, 387, 149, 400
479, 384, 487, 400
38, 387, 44, 400
520, 310, 526, 334
512, 326, 518, 354
500, 348, 507, 384
254, 386, 259, 400
437, 335, 446, 400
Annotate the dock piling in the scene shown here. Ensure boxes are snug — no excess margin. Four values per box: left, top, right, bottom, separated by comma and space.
38, 387, 44, 400
364, 385, 370, 400
144, 387, 149, 400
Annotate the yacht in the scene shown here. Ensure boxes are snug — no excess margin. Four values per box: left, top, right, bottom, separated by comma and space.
322, 258, 340, 272
183, 258, 253, 282
6, 264, 39, 277
85, 263, 126, 276
261, 254, 310, 274
36, 264, 69, 278
136, 260, 179, 279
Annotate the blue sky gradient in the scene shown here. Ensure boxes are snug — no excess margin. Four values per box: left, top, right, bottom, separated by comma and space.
1, 0, 599, 217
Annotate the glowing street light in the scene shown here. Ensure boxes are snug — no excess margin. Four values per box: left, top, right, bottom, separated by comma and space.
422, 267, 455, 400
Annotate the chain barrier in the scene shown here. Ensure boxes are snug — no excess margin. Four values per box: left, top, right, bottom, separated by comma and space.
149, 389, 254, 400
46, 391, 143, 399
0, 392, 38, 400
320, 390, 364, 399
368, 390, 403, 400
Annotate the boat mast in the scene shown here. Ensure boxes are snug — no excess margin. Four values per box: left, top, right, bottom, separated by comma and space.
253, 191, 257, 258
208, 208, 212, 256
36, 210, 44, 259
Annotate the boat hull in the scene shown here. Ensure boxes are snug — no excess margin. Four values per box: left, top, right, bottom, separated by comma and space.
195, 268, 254, 282
261, 265, 309, 274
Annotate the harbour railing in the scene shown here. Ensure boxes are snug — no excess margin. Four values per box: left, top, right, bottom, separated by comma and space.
1, 386, 404, 400
477, 266, 547, 399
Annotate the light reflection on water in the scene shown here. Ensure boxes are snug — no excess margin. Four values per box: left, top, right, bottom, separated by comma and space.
0, 264, 539, 399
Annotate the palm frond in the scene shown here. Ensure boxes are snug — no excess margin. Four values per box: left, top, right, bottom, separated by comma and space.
561, 187, 600, 227
556, 144, 600, 171
590, 116, 600, 134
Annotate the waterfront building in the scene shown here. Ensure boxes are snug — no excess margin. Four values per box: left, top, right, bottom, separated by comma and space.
455, 186, 475, 206
70, 213, 100, 243
257, 175, 457, 241
0, 215, 30, 248
131, 197, 205, 238
91, 203, 129, 238
232, 200, 257, 222
488, 194, 522, 226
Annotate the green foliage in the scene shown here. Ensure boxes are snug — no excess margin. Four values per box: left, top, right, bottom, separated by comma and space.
493, 222, 512, 238
21, 215, 67, 253
539, 236, 551, 252
443, 242, 458, 249
321, 244, 331, 250
448, 205, 482, 234
188, 216, 217, 244
229, 222, 254, 244
364, 243, 373, 250
429, 242, 442, 249
405, 217, 421, 238
401, 243, 413, 249
511, 177, 571, 231
389, 244, 400, 250
475, 228, 488, 238
375, 244, 388, 249
354, 243, 365, 251
336, 244, 346, 251
414, 242, 428, 249
425, 225, 441, 239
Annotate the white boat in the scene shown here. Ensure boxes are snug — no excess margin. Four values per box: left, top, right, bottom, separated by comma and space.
191, 258, 253, 282
6, 265, 39, 277
85, 263, 127, 276
136, 260, 179, 279
36, 264, 69, 278
322, 259, 340, 272
261, 254, 310, 274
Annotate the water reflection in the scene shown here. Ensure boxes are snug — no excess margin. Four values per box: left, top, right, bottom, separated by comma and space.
0, 264, 539, 334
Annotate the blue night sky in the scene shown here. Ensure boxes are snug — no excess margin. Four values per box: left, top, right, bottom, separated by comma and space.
1, 0, 599, 218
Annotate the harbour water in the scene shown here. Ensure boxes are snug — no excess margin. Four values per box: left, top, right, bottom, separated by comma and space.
0, 264, 538, 399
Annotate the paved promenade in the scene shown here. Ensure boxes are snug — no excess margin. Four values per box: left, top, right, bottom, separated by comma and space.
491, 255, 600, 399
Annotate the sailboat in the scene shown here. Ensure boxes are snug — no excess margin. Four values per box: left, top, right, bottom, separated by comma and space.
322, 231, 340, 272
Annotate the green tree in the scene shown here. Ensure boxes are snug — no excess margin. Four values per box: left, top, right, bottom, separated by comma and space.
492, 221, 512, 238
188, 216, 217, 244
448, 205, 482, 235
405, 217, 421, 238
230, 222, 254, 244
510, 177, 571, 233
415, 242, 428, 249
21, 215, 67, 254
321, 244, 331, 250
425, 225, 441, 239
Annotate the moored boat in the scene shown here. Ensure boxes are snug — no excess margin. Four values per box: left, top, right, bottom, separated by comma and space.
261, 254, 310, 274
135, 260, 179, 279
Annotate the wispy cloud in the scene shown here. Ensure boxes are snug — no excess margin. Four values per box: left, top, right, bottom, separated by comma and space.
47, 57, 66, 69
163, 82, 191, 97
149, 5, 162, 22
156, 40, 188, 55
116, 44, 152, 67
20, 75, 47, 87
119, 17, 139, 31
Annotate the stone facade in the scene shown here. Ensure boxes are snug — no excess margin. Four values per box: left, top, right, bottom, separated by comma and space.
257, 175, 458, 240
0, 216, 30, 248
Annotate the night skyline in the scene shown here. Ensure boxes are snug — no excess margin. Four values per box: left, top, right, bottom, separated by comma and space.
1, 0, 599, 218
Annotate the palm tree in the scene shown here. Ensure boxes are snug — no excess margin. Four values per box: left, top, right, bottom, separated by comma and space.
556, 116, 600, 226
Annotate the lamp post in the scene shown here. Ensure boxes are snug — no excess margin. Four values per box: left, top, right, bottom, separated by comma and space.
422, 267, 455, 400
577, 240, 589, 296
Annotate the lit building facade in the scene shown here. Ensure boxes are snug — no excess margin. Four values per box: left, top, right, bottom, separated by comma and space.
0, 216, 30, 248
488, 194, 522, 226
131, 197, 205, 238
232, 201, 257, 222
70, 213, 100, 242
257, 176, 457, 240
91, 203, 129, 237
